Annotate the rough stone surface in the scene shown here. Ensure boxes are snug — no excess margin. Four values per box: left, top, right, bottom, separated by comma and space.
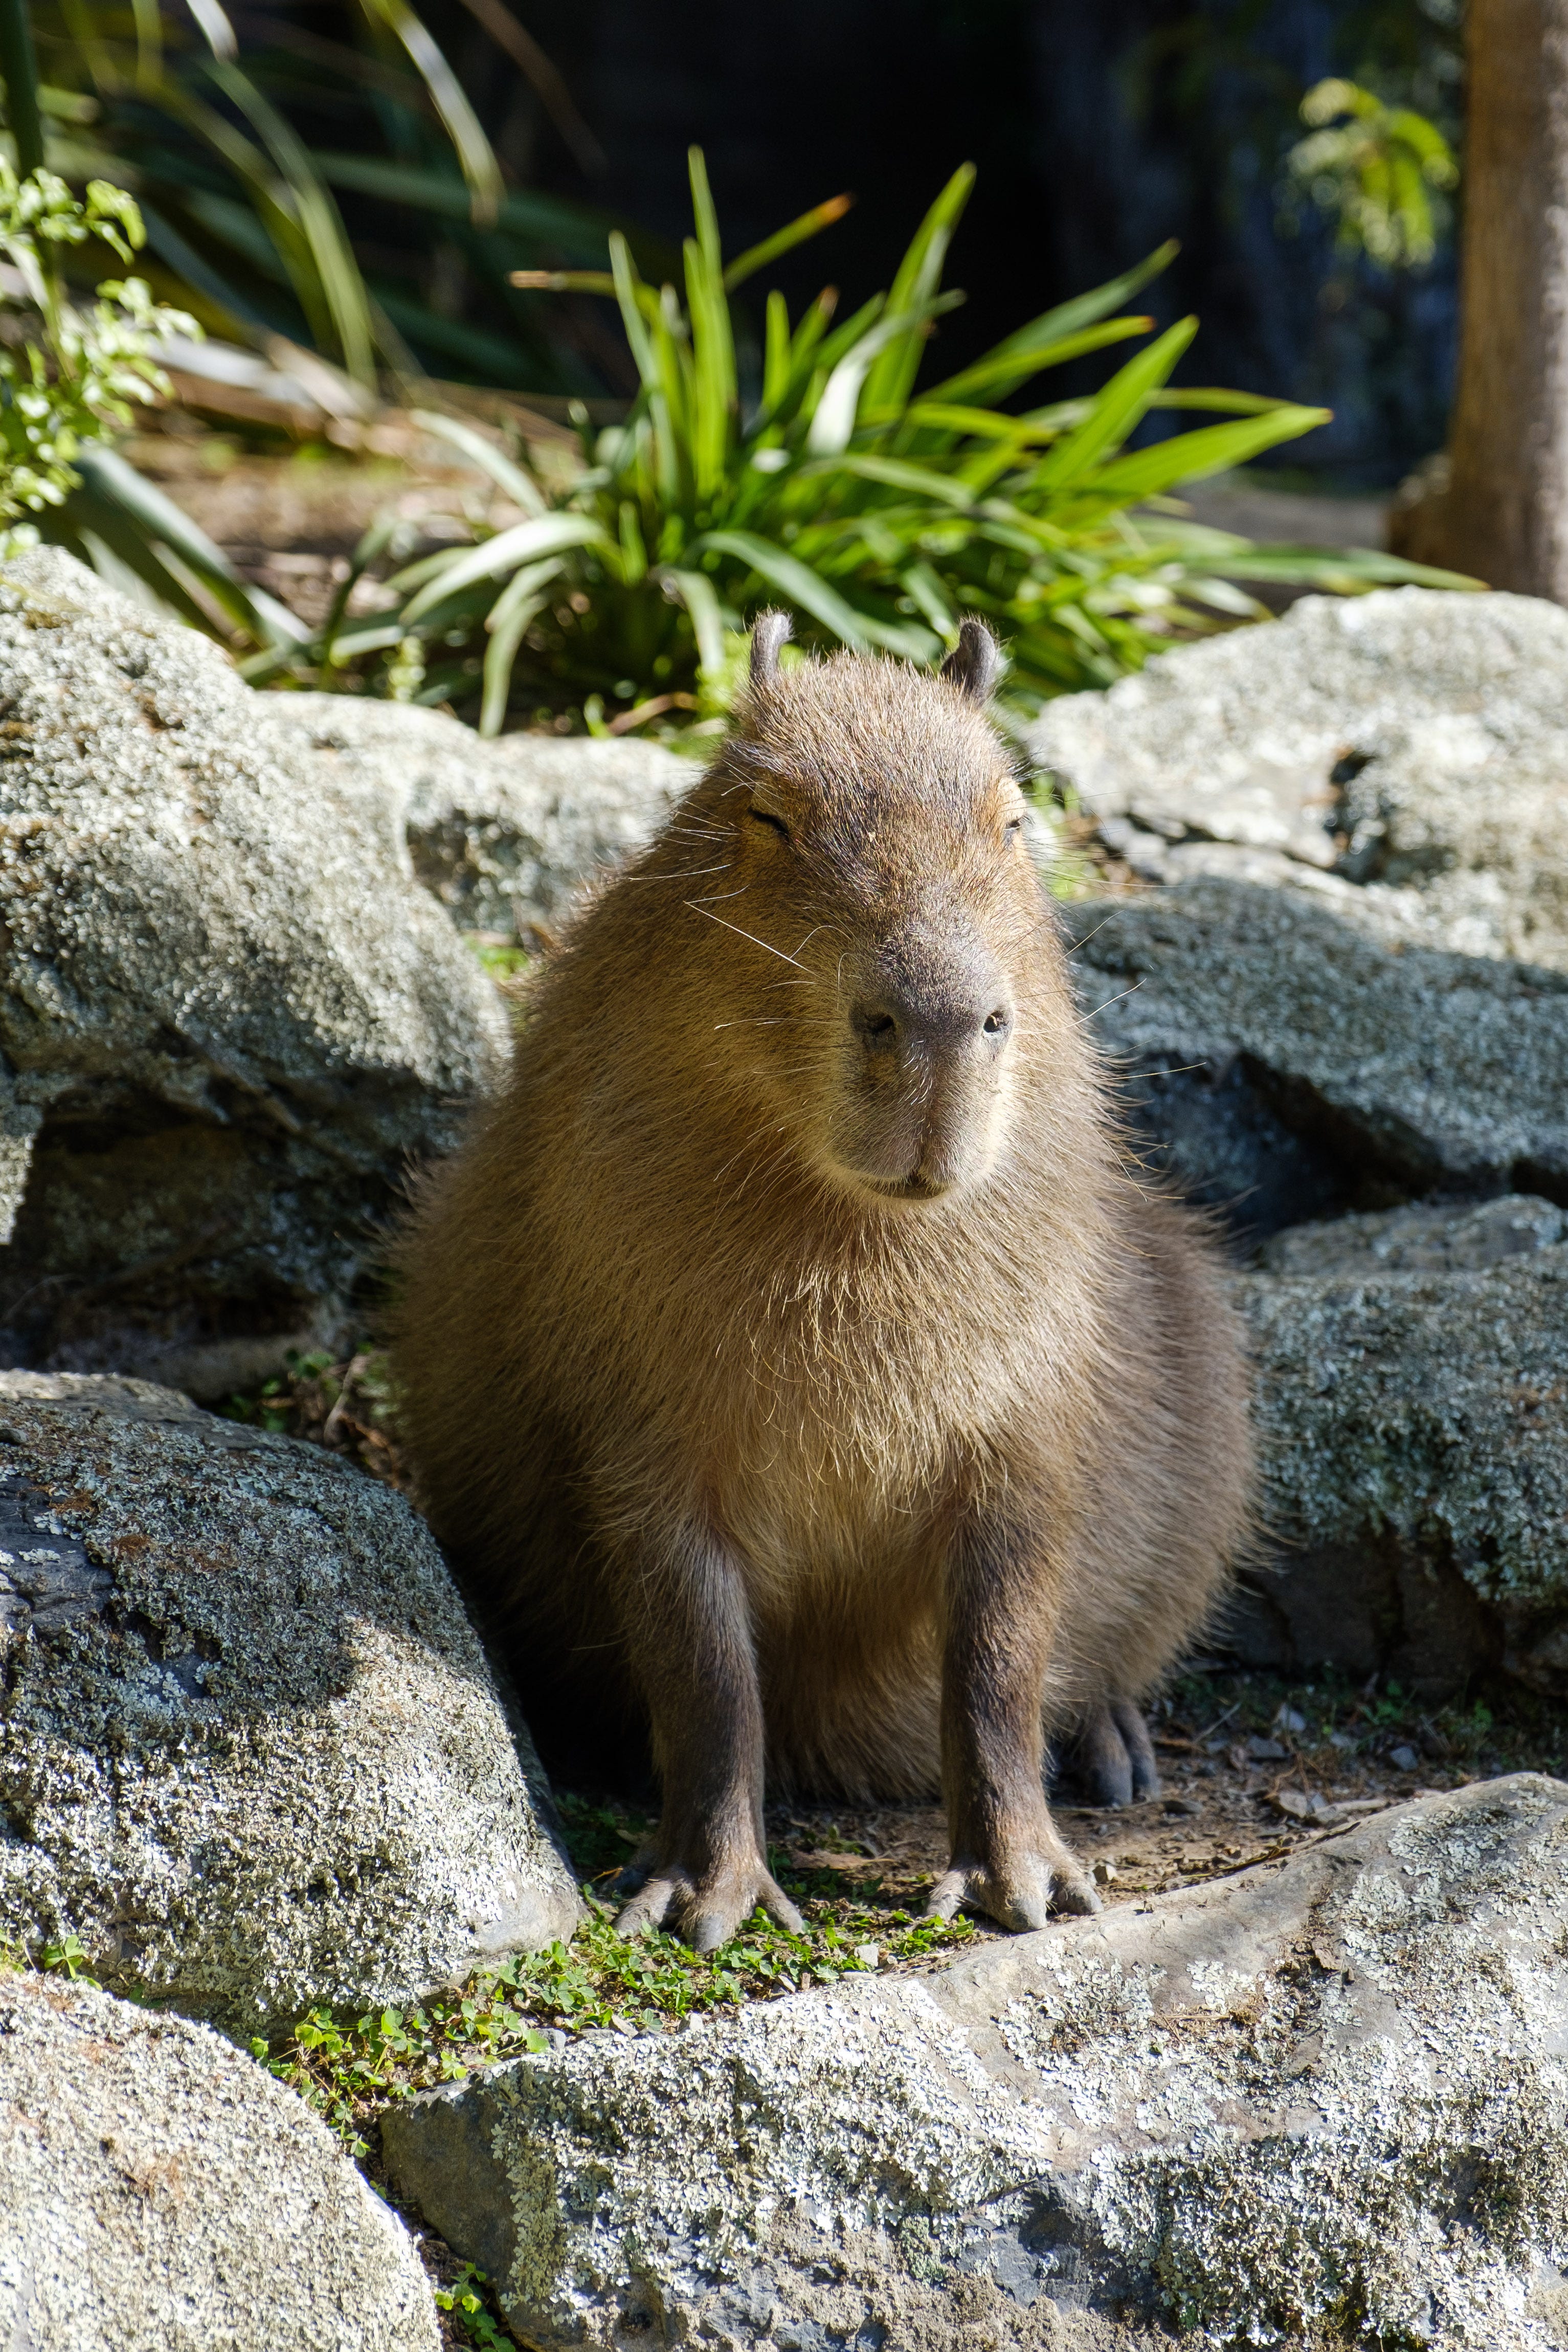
267, 692, 696, 940
384, 1776, 1568, 2351
0, 546, 510, 1381
1063, 875, 1568, 1237
1255, 1189, 1568, 1276
0, 1370, 581, 2032
0, 1966, 439, 2350
1031, 588, 1568, 968
1230, 1198, 1568, 1695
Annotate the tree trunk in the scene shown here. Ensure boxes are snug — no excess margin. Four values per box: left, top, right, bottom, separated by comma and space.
1391, 0, 1568, 594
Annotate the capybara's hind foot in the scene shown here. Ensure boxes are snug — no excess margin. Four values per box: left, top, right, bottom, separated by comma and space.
1054, 1695, 1160, 1809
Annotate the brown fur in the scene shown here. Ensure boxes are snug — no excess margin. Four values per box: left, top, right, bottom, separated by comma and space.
390, 624, 1253, 1945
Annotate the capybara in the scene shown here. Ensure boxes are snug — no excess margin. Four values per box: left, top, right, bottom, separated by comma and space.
390, 614, 1253, 1949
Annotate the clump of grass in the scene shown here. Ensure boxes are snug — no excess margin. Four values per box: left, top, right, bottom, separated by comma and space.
252, 147, 1470, 731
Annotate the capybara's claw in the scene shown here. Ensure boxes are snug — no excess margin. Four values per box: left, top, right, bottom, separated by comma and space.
924, 1848, 1101, 1932
615, 1859, 802, 1952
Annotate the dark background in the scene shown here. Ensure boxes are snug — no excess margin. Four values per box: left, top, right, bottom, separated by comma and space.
398, 0, 1462, 485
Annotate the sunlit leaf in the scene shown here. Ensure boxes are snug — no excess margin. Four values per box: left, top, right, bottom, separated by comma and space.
398, 512, 609, 622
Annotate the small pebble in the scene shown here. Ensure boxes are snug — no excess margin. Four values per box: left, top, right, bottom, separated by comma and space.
1248, 1736, 1289, 1762
1390, 1744, 1420, 1772
1274, 1705, 1307, 1734
1275, 1789, 1337, 1823
853, 1943, 880, 1969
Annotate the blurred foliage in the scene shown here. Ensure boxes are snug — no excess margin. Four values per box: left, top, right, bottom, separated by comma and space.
9, 0, 622, 390
255, 148, 1472, 730
1116, 0, 1462, 475
1126, 0, 1462, 245
0, 144, 305, 639
0, 162, 187, 538
1285, 76, 1458, 268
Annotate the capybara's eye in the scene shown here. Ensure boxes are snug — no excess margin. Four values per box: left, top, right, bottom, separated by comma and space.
747, 807, 791, 843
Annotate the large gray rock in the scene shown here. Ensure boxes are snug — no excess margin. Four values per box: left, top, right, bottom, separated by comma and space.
0, 1370, 580, 2033
0, 1966, 439, 2350
1063, 874, 1568, 1236
384, 1776, 1568, 2352
266, 693, 695, 942
0, 546, 510, 1383
1231, 1196, 1568, 1695
1031, 588, 1568, 969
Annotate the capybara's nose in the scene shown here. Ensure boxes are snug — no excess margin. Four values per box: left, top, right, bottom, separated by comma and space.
852, 977, 1014, 1059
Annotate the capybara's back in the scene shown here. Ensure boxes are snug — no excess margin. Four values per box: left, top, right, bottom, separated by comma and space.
392, 617, 1252, 1946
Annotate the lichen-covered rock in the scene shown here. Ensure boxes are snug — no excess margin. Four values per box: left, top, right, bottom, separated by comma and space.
1031, 588, 1568, 968
266, 692, 695, 940
0, 545, 510, 1381
383, 1776, 1568, 2352
0, 1371, 580, 2032
1230, 1197, 1568, 1694
1063, 875, 1568, 1236
0, 1967, 439, 2350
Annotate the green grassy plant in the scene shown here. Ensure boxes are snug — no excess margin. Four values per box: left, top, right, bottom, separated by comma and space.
7, 0, 615, 390
0, 0, 625, 651
279, 147, 1475, 731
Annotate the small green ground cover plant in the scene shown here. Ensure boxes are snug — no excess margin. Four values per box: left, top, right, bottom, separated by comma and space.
263, 1822, 974, 2163
263, 146, 1473, 731
1162, 1665, 1561, 1784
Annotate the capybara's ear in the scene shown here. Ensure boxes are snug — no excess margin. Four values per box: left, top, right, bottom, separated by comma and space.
940, 617, 1000, 704
750, 610, 794, 685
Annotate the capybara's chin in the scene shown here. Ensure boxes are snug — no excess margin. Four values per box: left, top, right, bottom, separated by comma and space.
389, 612, 1254, 1950
821, 1072, 1015, 1204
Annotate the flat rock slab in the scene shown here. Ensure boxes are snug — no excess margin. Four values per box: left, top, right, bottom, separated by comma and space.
0, 1967, 438, 2350
1232, 1197, 1568, 1694
1063, 875, 1568, 1235
0, 1371, 580, 2032
384, 1776, 1568, 2351
1031, 587, 1568, 969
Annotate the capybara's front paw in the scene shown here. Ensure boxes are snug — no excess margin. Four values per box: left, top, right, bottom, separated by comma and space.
615, 1851, 803, 1953
924, 1832, 1100, 1931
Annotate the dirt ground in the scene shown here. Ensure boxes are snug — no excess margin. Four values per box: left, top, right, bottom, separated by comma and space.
761, 1665, 1556, 1931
